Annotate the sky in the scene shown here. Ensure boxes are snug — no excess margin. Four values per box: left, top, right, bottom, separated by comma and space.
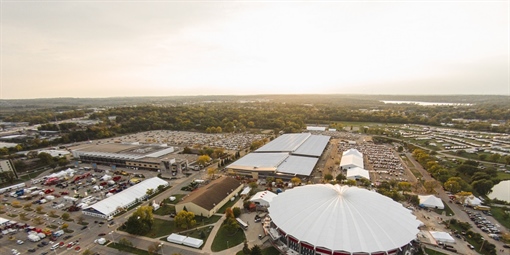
1, 0, 509, 99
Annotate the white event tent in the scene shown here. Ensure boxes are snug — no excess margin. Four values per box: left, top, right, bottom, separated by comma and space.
430, 231, 456, 244
418, 195, 444, 209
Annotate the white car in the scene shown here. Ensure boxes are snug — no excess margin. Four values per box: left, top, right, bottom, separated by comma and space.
16, 240, 24, 245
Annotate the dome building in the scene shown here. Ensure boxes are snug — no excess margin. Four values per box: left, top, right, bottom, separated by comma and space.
267, 184, 421, 255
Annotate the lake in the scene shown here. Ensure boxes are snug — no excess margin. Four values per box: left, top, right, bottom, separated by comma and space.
381, 101, 472, 106
488, 180, 510, 203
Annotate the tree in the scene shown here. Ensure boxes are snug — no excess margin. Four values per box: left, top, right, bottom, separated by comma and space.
290, 177, 301, 186
197, 155, 211, 166
81, 250, 93, 255
11, 201, 21, 208
146, 188, 154, 196
232, 207, 242, 218
243, 240, 251, 254
77, 215, 85, 224
174, 210, 196, 229
35, 205, 43, 213
38, 152, 54, 165
443, 180, 461, 194
250, 245, 262, 255
61, 223, 69, 230
345, 179, 357, 186
472, 179, 494, 196
324, 174, 333, 182
125, 206, 155, 235
248, 182, 258, 189
423, 180, 440, 193
61, 212, 71, 221
49, 210, 56, 217
118, 238, 133, 247
456, 191, 473, 205
33, 217, 43, 225
207, 167, 217, 179
147, 242, 162, 255
397, 182, 412, 194
23, 203, 32, 210
157, 185, 165, 192
222, 217, 239, 235
335, 173, 346, 183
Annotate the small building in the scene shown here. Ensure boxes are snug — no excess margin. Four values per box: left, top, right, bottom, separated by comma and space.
0, 159, 18, 182
175, 176, 243, 218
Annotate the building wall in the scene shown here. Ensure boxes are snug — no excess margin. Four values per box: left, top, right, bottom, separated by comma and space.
0, 159, 18, 181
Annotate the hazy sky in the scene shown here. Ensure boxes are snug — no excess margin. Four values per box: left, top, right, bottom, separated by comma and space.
1, 0, 509, 99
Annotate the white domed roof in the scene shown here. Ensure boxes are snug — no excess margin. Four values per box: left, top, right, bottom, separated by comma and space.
268, 184, 421, 253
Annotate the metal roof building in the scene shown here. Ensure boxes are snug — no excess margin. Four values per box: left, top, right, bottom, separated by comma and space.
228, 133, 330, 180
293, 135, 331, 157
256, 133, 311, 153
82, 177, 169, 219
268, 184, 421, 255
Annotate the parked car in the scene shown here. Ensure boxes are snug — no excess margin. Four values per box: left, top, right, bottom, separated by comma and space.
467, 244, 474, 249
80, 226, 87, 230
28, 248, 36, 253
63, 235, 73, 240
98, 233, 106, 236
17, 240, 24, 245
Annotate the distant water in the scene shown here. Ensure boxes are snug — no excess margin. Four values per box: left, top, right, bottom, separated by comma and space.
381, 100, 472, 106
488, 180, 510, 203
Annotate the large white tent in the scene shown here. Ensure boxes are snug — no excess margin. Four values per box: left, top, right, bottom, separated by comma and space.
250, 191, 277, 207
82, 177, 168, 218
346, 167, 370, 180
166, 233, 203, 248
418, 195, 444, 209
430, 231, 455, 244
268, 184, 421, 254
465, 195, 482, 207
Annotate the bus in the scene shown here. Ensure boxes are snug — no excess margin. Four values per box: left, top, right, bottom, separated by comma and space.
236, 218, 248, 230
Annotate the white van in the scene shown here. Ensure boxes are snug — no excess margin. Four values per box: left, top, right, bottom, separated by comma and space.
50, 244, 59, 250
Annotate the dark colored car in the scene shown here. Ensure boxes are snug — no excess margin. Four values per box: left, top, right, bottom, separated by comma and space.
81, 226, 87, 230
63, 235, 73, 240
98, 233, 106, 236
28, 248, 36, 252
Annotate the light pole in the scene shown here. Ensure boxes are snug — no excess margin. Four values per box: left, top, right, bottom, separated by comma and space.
158, 242, 164, 255
109, 231, 115, 243
479, 237, 485, 252
227, 240, 229, 249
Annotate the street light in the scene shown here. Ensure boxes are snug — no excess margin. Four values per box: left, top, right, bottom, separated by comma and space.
109, 231, 115, 243
479, 237, 486, 252
227, 240, 229, 249
158, 242, 164, 255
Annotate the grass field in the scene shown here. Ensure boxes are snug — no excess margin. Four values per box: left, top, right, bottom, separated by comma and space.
217, 196, 242, 214
424, 247, 448, 255
490, 207, 510, 230
211, 225, 246, 252
108, 242, 150, 255
138, 218, 176, 238
153, 204, 175, 216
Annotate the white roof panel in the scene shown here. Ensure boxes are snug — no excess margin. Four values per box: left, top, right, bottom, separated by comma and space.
256, 133, 311, 152
227, 153, 289, 171
269, 184, 421, 253
340, 154, 364, 168
293, 135, 330, 157
85, 177, 168, 216
346, 167, 370, 180
277, 156, 318, 176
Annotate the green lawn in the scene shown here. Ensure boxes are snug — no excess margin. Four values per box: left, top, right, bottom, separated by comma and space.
490, 207, 510, 230
143, 218, 176, 238
496, 171, 510, 180
195, 215, 222, 225
165, 194, 186, 205
153, 204, 175, 216
108, 242, 151, 255
217, 196, 242, 214
211, 225, 246, 252
424, 247, 448, 255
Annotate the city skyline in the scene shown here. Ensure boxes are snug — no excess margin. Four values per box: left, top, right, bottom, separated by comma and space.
1, 1, 509, 99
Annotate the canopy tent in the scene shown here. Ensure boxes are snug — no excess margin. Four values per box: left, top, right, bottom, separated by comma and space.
465, 195, 482, 207
430, 231, 456, 244
346, 167, 370, 180
250, 191, 277, 207
418, 195, 444, 209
